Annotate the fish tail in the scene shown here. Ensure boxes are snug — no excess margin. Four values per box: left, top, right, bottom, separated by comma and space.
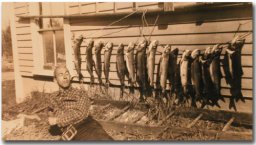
229, 98, 237, 111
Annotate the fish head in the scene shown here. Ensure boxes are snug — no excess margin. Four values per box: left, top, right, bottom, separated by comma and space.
211, 44, 222, 54
85, 39, 94, 49
136, 40, 147, 52
204, 47, 212, 57
117, 43, 124, 54
191, 49, 200, 59
125, 42, 135, 53
73, 35, 83, 44
94, 41, 103, 52
149, 40, 159, 49
171, 48, 179, 56
182, 50, 192, 60
231, 35, 245, 51
163, 45, 171, 54
105, 42, 113, 51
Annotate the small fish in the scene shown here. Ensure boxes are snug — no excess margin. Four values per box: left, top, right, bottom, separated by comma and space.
104, 42, 113, 85
147, 40, 159, 88
116, 43, 129, 98
72, 35, 84, 81
135, 40, 148, 101
94, 41, 104, 85
85, 39, 95, 84
125, 42, 136, 88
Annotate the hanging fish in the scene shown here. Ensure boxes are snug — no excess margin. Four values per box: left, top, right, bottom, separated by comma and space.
85, 39, 95, 84
94, 41, 104, 85
72, 35, 84, 81
125, 42, 136, 88
159, 45, 171, 95
190, 49, 203, 107
168, 47, 179, 96
223, 36, 246, 110
200, 47, 218, 108
135, 40, 148, 101
104, 42, 113, 86
116, 43, 129, 98
147, 40, 159, 88
180, 50, 192, 99
210, 44, 224, 103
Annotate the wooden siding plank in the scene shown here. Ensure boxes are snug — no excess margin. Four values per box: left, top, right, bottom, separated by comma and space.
14, 2, 28, 8
136, 2, 159, 7
221, 89, 252, 98
116, 2, 133, 10
18, 47, 33, 53
81, 3, 96, 14
75, 33, 252, 46
221, 78, 252, 90
19, 66, 33, 73
98, 2, 114, 12
19, 59, 34, 66
16, 26, 31, 35
17, 40, 32, 48
16, 33, 32, 41
70, 19, 252, 32
18, 53, 33, 60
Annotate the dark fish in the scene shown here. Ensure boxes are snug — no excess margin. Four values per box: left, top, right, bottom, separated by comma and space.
159, 45, 171, 94
125, 42, 136, 87
223, 36, 246, 110
180, 50, 192, 98
135, 40, 148, 101
94, 41, 104, 85
210, 44, 224, 102
168, 48, 179, 96
104, 42, 113, 85
116, 43, 129, 98
85, 39, 95, 84
72, 35, 84, 81
190, 49, 203, 107
200, 47, 218, 108
147, 40, 159, 88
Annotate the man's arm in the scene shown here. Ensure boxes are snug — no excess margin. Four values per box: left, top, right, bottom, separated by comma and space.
55, 93, 90, 127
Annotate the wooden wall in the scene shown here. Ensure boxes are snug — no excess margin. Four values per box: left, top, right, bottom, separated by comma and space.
68, 3, 253, 101
13, 2, 34, 76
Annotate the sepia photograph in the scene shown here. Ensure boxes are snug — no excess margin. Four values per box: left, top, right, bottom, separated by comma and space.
1, 2, 253, 141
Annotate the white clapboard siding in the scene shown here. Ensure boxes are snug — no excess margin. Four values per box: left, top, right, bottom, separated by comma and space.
69, 3, 252, 100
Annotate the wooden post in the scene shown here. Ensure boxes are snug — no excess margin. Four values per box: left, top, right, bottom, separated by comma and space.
222, 117, 235, 131
10, 3, 25, 103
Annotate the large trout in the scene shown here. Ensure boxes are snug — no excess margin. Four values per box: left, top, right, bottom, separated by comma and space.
135, 40, 148, 101
180, 50, 192, 99
72, 35, 84, 81
223, 36, 245, 110
104, 42, 113, 85
147, 40, 159, 88
116, 43, 129, 98
159, 45, 171, 94
94, 41, 104, 85
190, 49, 203, 107
168, 47, 179, 96
125, 42, 136, 88
85, 39, 95, 84
200, 47, 216, 107
210, 44, 224, 103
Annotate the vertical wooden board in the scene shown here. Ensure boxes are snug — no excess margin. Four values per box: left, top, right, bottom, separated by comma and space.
97, 2, 114, 12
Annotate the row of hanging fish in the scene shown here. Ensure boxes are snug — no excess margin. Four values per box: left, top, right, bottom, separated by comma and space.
72, 34, 246, 110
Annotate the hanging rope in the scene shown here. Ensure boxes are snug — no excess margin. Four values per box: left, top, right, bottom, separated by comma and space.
86, 9, 139, 38
148, 14, 160, 41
